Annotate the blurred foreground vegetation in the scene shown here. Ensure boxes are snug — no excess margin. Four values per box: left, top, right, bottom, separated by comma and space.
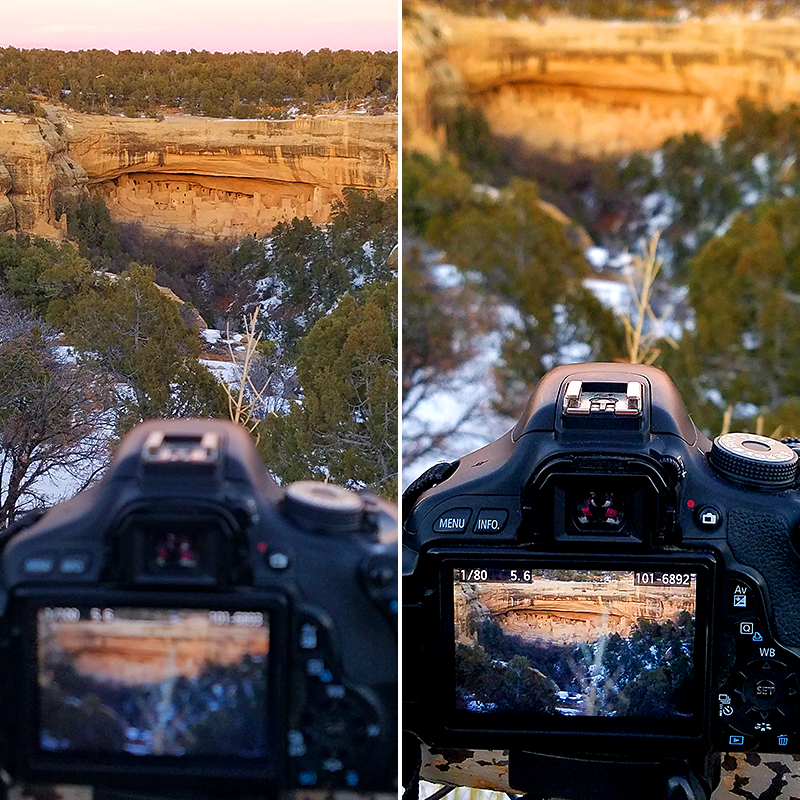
403, 96, 800, 460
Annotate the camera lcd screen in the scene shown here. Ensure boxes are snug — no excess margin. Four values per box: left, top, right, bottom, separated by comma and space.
35, 605, 269, 758
452, 567, 698, 720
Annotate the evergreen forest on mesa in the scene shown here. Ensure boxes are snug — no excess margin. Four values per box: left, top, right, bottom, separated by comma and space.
0, 48, 397, 117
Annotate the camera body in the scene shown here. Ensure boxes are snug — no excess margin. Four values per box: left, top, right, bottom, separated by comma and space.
0, 418, 397, 795
403, 363, 800, 768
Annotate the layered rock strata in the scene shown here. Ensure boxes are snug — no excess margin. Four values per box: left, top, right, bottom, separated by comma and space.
0, 110, 88, 236
404, 3, 800, 158
0, 107, 397, 239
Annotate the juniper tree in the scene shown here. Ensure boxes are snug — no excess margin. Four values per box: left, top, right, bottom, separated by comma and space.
47, 262, 226, 433
258, 280, 397, 497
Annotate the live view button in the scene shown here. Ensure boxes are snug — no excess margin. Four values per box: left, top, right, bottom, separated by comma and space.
473, 509, 509, 534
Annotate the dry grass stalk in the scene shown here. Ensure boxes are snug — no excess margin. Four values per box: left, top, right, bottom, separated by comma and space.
621, 231, 679, 365
223, 306, 269, 439
721, 404, 733, 436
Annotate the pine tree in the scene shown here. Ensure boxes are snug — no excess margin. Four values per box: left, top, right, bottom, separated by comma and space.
665, 198, 800, 434
258, 280, 397, 497
48, 262, 226, 432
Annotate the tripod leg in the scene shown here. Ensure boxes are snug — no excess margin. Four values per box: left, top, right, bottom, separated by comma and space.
665, 773, 710, 800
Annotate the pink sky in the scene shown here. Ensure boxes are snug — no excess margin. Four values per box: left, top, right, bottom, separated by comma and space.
4, 0, 398, 53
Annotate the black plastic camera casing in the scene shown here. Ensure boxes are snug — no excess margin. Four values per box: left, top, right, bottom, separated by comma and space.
0, 418, 397, 795
403, 363, 800, 764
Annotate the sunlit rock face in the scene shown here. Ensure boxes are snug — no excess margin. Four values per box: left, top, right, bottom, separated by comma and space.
454, 578, 695, 645
40, 613, 269, 686
0, 163, 15, 232
0, 106, 397, 239
0, 110, 88, 236
404, 2, 800, 158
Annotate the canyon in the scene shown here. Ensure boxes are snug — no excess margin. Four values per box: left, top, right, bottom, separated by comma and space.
454, 579, 695, 645
40, 613, 269, 685
404, 3, 800, 158
0, 106, 397, 239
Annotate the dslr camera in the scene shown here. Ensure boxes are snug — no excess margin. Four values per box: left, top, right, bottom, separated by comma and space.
403, 363, 800, 800
0, 419, 397, 796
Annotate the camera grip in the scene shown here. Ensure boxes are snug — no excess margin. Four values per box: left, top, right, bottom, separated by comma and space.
727, 511, 800, 648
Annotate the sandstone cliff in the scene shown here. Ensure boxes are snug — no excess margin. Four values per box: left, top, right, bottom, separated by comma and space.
0, 106, 397, 239
0, 110, 88, 237
43, 614, 269, 685
404, 3, 800, 158
454, 578, 695, 646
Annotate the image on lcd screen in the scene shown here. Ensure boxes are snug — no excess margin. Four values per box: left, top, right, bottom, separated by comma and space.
36, 606, 269, 757
453, 568, 697, 719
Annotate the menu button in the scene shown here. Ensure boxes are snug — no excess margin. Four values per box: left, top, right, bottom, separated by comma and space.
433, 509, 471, 533
23, 555, 54, 575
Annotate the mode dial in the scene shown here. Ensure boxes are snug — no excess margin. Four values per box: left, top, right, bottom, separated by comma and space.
709, 432, 798, 491
283, 481, 366, 535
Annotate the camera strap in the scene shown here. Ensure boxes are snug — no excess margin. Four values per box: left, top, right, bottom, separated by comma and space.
402, 461, 459, 524
401, 731, 423, 800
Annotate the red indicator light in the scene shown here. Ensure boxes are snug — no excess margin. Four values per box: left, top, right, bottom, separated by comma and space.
257, 541, 267, 553
687, 500, 695, 509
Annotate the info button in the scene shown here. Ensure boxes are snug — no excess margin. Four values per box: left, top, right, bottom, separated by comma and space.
433, 509, 471, 533
473, 509, 509, 534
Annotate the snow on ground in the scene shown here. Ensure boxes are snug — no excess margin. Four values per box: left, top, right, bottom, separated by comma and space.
200, 358, 240, 385
402, 328, 515, 489
583, 277, 632, 317
430, 262, 464, 288
200, 329, 222, 345
641, 190, 678, 236
586, 246, 609, 270
52, 345, 79, 363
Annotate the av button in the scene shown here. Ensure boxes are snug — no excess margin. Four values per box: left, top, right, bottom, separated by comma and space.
729, 575, 759, 613
433, 509, 471, 533
473, 509, 509, 534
